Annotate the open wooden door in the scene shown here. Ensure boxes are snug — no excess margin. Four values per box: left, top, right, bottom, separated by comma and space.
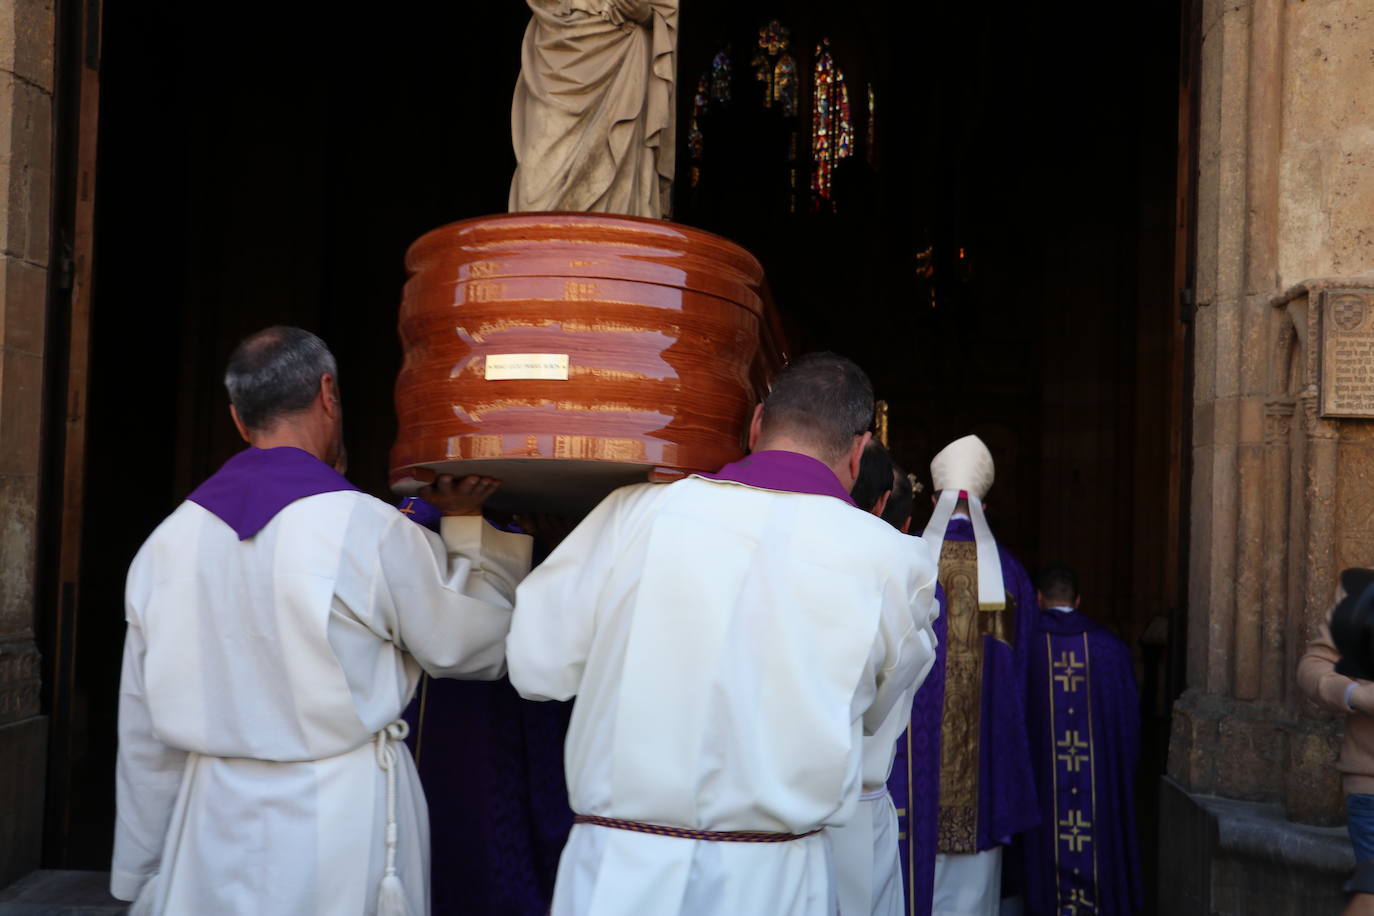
1165, 0, 1201, 711
40, 0, 102, 866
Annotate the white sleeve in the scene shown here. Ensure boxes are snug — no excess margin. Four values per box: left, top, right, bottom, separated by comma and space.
375, 513, 533, 681
111, 613, 188, 902
506, 488, 629, 702
863, 680, 920, 784
863, 539, 940, 735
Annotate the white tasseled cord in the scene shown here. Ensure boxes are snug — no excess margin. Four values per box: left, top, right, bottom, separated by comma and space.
375, 719, 412, 916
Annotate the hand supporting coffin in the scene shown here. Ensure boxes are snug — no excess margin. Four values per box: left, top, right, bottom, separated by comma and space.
418, 474, 502, 517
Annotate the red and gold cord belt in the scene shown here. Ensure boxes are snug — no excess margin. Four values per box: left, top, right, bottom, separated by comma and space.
572, 814, 821, 843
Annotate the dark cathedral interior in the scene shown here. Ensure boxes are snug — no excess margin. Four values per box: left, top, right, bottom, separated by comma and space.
39, 2, 1187, 911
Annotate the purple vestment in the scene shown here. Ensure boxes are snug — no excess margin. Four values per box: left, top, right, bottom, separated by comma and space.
1017, 608, 1142, 916
397, 495, 442, 532
187, 446, 356, 538
393, 504, 570, 916
888, 518, 1041, 916
402, 676, 573, 916
700, 449, 858, 505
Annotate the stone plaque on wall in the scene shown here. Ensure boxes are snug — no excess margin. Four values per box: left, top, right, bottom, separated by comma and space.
1320, 289, 1374, 418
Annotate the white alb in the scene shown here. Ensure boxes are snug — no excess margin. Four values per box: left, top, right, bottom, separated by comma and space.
507, 475, 940, 916
113, 494, 531, 915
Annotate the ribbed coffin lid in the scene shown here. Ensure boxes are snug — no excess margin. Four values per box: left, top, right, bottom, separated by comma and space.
404, 212, 766, 316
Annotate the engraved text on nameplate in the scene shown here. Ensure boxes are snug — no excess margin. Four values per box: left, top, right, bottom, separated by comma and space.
1321, 291, 1374, 418
485, 353, 571, 381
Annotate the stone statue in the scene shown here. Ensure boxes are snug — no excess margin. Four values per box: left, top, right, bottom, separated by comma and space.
510, 0, 678, 219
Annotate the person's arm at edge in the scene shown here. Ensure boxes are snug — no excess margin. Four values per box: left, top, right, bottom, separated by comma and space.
376, 509, 533, 681
864, 537, 940, 735
1297, 613, 1359, 713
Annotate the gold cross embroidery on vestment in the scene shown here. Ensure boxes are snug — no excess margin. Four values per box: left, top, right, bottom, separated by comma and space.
1058, 809, 1093, 853
1065, 887, 1096, 913
1056, 729, 1090, 773
1052, 649, 1086, 692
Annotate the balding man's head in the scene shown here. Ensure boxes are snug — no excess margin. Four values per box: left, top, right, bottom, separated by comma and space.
756, 352, 874, 464
224, 326, 338, 432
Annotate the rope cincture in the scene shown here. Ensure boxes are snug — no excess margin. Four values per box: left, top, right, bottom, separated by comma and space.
375, 719, 412, 916
573, 814, 822, 843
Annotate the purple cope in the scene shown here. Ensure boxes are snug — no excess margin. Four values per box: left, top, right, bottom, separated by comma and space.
1018, 607, 1142, 916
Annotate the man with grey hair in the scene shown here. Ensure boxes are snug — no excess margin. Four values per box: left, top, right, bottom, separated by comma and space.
507, 352, 940, 916
112, 325, 532, 915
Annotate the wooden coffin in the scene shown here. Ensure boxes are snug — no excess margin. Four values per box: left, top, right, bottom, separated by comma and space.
390, 212, 784, 514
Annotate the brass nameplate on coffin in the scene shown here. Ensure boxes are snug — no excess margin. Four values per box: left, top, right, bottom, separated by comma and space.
1320, 290, 1374, 418
484, 353, 570, 381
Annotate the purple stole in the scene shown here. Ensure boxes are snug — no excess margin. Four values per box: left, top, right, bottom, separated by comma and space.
1020, 609, 1142, 916
888, 519, 1041, 916
698, 448, 858, 505
187, 446, 356, 538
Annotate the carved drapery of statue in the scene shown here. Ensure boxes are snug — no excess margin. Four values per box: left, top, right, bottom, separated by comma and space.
510, 0, 678, 218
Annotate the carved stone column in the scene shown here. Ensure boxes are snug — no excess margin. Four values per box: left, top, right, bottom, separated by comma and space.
0, 0, 53, 890
1164, 0, 1374, 911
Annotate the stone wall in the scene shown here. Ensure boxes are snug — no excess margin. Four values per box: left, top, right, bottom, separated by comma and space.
1158, 777, 1349, 915
0, 0, 53, 891
1169, 0, 1374, 908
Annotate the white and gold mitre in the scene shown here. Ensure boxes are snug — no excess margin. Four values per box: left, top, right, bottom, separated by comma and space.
930, 434, 995, 501
923, 434, 1006, 610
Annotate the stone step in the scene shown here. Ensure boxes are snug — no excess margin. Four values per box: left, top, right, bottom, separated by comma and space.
0, 871, 125, 915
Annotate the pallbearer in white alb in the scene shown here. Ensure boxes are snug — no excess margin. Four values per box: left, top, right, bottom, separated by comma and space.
507, 353, 940, 916
111, 327, 532, 916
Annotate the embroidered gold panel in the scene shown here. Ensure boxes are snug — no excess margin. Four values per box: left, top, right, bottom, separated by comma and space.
936, 540, 1016, 852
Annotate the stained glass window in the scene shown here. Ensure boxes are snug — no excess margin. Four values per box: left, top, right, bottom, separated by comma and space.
745, 20, 803, 211
710, 49, 733, 104
867, 83, 877, 169
688, 74, 708, 186
689, 47, 733, 189
759, 20, 787, 56
811, 39, 853, 208
751, 20, 795, 110
774, 54, 798, 117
